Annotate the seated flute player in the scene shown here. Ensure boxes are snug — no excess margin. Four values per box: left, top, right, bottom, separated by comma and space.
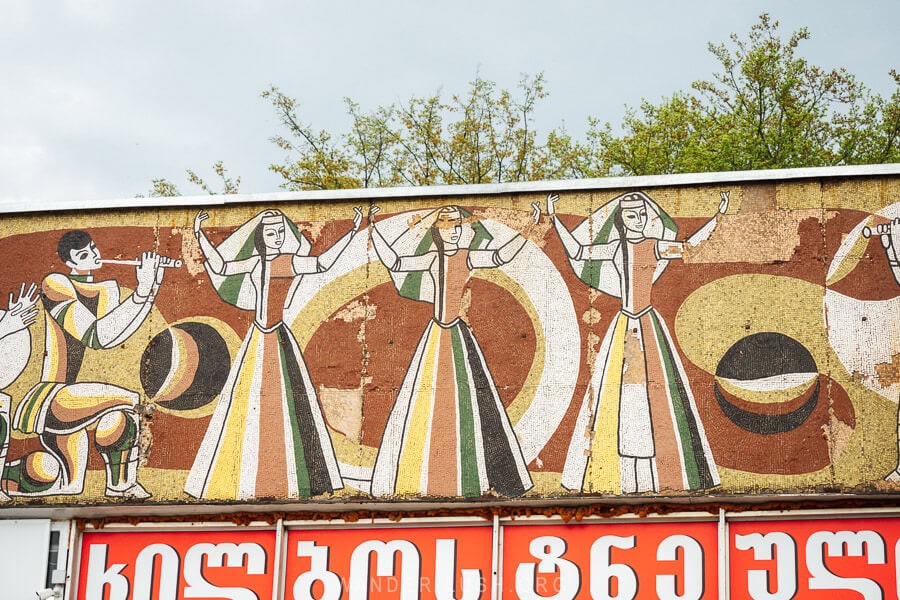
2, 231, 166, 499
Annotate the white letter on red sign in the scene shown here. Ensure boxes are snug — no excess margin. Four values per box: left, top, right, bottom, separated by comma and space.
134, 544, 180, 600
656, 535, 703, 600
84, 544, 129, 600
292, 541, 342, 600
807, 530, 885, 599
349, 540, 421, 600
734, 532, 797, 600
590, 535, 637, 600
434, 538, 482, 600
183, 542, 268, 600
515, 535, 581, 600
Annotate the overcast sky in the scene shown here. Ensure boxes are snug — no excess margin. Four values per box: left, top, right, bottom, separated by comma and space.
0, 0, 897, 208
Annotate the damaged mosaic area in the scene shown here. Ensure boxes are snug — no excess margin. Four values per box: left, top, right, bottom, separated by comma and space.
0, 176, 898, 506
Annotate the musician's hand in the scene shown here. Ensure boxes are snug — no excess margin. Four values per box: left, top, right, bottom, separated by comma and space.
136, 251, 161, 297
880, 217, 900, 259
194, 210, 209, 236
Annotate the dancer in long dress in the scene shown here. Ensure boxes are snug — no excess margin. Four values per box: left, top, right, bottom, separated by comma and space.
185, 207, 362, 500
369, 204, 539, 498
551, 191, 727, 494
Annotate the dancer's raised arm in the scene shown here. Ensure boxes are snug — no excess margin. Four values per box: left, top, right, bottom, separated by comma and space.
293, 207, 363, 274
0, 283, 38, 340
368, 206, 435, 273
469, 203, 541, 268
193, 210, 255, 276
656, 191, 729, 260
548, 194, 618, 261
686, 191, 729, 247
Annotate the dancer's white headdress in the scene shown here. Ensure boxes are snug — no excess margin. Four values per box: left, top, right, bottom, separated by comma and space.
568, 191, 678, 298
381, 206, 493, 303
205, 209, 311, 311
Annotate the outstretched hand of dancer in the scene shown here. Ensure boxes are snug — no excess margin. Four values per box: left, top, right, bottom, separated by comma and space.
531, 202, 542, 224
547, 193, 560, 216
194, 210, 209, 236
352, 207, 364, 232
718, 191, 730, 215
368, 205, 381, 226
0, 283, 40, 336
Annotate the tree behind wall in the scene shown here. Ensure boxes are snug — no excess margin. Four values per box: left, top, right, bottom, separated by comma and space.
588, 14, 900, 175
150, 14, 898, 195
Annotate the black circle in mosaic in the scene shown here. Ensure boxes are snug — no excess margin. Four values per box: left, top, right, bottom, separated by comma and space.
140, 321, 230, 411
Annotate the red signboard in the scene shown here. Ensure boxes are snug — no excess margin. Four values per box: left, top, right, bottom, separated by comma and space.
501, 520, 719, 600
74, 515, 900, 599
77, 529, 277, 600
284, 525, 493, 600
730, 517, 900, 599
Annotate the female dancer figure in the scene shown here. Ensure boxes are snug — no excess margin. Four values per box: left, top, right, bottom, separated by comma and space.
369, 204, 539, 498
551, 191, 727, 494
185, 207, 362, 500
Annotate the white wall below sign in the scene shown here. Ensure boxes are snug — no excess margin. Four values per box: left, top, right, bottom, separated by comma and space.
0, 519, 51, 600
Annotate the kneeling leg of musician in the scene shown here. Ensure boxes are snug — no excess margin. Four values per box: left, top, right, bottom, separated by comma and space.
6, 384, 141, 497
3, 231, 166, 499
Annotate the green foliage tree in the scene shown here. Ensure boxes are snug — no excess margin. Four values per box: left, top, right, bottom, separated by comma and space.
148, 161, 241, 197
261, 73, 589, 190
150, 14, 897, 194
587, 14, 899, 175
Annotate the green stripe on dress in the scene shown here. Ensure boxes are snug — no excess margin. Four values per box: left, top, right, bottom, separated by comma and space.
216, 235, 258, 307
650, 311, 701, 489
397, 232, 436, 301
579, 207, 621, 287
279, 333, 311, 497
451, 325, 479, 497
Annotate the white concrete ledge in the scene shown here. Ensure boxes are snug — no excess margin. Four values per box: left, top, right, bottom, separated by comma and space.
2, 164, 898, 215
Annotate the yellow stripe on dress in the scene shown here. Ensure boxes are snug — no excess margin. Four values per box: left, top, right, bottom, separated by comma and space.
396, 322, 441, 495
206, 328, 261, 499
584, 313, 629, 494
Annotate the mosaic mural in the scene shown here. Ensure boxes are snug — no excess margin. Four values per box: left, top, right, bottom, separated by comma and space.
0, 175, 898, 505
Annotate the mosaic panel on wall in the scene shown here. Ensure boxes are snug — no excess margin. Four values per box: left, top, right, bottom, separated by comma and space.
0, 175, 898, 505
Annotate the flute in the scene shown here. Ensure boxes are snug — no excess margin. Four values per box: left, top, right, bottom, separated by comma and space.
100, 257, 183, 268
862, 219, 895, 239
